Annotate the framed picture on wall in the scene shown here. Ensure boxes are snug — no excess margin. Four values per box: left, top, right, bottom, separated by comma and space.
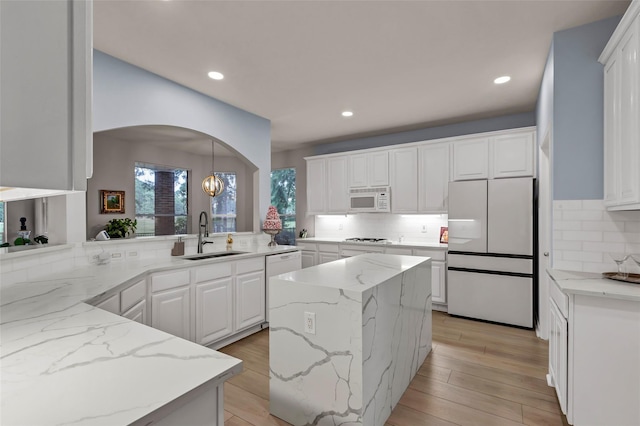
100, 190, 125, 214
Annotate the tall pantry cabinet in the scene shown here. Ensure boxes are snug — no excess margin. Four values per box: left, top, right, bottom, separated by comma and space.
0, 0, 93, 194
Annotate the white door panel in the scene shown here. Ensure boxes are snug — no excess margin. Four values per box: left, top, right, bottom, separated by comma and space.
487, 178, 533, 256
448, 180, 487, 252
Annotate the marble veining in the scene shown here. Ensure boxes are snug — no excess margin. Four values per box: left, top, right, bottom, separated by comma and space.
1, 245, 298, 425
548, 268, 640, 301
269, 254, 432, 426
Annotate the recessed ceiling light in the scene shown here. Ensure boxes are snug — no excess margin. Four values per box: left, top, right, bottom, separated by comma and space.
494, 76, 511, 84
341, 111, 354, 117
208, 71, 224, 80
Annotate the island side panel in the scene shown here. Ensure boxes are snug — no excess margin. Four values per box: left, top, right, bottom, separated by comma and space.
361, 261, 432, 426
269, 278, 364, 425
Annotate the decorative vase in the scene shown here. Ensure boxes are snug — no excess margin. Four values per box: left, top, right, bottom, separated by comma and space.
264, 229, 280, 247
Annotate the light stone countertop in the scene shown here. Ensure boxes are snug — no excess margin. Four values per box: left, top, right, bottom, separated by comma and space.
277, 253, 431, 294
547, 269, 640, 302
0, 245, 299, 426
297, 237, 448, 249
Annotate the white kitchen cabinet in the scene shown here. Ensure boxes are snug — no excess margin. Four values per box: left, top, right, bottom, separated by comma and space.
600, 3, 640, 210
390, 147, 418, 213
326, 157, 349, 213
0, 0, 93, 196
235, 271, 265, 331
414, 249, 447, 305
548, 292, 568, 415
122, 300, 147, 324
385, 247, 413, 255
490, 131, 535, 178
349, 152, 389, 188
306, 158, 326, 214
195, 278, 233, 345
95, 293, 120, 315
297, 241, 318, 268
340, 244, 385, 258
452, 137, 489, 181
151, 286, 191, 341
318, 243, 340, 264
418, 143, 450, 213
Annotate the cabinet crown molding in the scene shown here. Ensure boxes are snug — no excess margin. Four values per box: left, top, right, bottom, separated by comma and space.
599, 0, 640, 63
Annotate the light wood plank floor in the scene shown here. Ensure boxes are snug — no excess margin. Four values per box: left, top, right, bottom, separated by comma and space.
218, 311, 569, 426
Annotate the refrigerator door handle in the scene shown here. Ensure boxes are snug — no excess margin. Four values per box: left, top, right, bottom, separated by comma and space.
447, 266, 533, 278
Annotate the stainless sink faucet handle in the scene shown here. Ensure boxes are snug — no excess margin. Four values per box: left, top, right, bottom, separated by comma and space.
198, 211, 213, 253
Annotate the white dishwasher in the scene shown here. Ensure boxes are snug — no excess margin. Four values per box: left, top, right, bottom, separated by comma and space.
265, 251, 302, 322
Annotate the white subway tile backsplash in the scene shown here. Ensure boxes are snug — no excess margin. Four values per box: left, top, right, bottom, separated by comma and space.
553, 200, 640, 273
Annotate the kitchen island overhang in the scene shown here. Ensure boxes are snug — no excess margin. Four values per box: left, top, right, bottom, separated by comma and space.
269, 253, 433, 426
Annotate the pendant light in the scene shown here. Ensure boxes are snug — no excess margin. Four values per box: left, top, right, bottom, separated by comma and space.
202, 139, 225, 197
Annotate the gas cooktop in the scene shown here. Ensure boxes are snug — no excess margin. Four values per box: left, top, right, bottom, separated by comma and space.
344, 237, 389, 244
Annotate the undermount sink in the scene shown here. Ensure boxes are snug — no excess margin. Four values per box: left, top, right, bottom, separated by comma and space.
183, 251, 248, 260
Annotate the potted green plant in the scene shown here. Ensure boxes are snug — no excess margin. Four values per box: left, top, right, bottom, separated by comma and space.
105, 218, 137, 238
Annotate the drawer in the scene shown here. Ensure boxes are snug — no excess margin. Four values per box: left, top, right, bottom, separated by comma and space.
317, 243, 339, 253
295, 242, 317, 251
448, 253, 531, 274
413, 249, 446, 262
151, 269, 190, 292
94, 293, 120, 314
121, 279, 146, 312
549, 274, 569, 318
236, 257, 264, 274
385, 247, 413, 255
193, 263, 233, 283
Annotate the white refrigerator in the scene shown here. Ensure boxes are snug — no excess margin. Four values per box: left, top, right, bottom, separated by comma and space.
447, 178, 535, 328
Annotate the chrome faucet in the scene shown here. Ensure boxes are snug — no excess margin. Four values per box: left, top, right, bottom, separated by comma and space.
198, 211, 213, 253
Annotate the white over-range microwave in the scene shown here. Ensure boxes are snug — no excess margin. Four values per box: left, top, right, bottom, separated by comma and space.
349, 187, 391, 212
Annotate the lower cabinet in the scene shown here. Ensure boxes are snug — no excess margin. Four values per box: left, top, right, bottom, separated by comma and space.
151, 286, 191, 341
549, 295, 568, 415
122, 300, 147, 324
195, 277, 233, 346
297, 242, 340, 267
414, 249, 447, 305
235, 271, 266, 331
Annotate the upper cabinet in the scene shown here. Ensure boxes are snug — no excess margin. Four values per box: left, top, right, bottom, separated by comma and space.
390, 147, 418, 213
600, 2, 640, 211
0, 0, 93, 201
306, 156, 349, 215
452, 137, 490, 181
419, 143, 450, 213
349, 152, 389, 188
452, 130, 535, 181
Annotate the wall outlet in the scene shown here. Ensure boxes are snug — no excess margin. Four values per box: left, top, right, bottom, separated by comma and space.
421, 225, 427, 233
338, 223, 343, 230
304, 312, 316, 334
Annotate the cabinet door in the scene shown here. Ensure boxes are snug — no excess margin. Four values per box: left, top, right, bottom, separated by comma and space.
452, 138, 489, 181
318, 252, 340, 264
122, 300, 147, 325
235, 271, 266, 331
151, 286, 191, 341
369, 151, 389, 186
326, 156, 349, 213
419, 143, 450, 212
0, 0, 92, 191
301, 250, 317, 268
490, 132, 534, 178
549, 298, 568, 415
390, 147, 418, 213
306, 158, 326, 214
603, 55, 620, 206
95, 293, 120, 315
195, 278, 233, 346
618, 25, 640, 205
349, 154, 368, 188
431, 260, 446, 304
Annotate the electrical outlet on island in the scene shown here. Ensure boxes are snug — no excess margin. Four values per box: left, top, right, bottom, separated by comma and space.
304, 312, 316, 334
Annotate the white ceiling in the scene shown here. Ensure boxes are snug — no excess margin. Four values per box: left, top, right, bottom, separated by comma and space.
93, 0, 630, 152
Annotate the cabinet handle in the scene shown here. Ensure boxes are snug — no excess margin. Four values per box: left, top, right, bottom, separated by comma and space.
544, 252, 549, 257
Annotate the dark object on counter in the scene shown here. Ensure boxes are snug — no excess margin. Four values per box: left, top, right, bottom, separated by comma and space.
34, 235, 48, 244
0, 242, 10, 248
20, 217, 27, 230
602, 272, 640, 284
171, 238, 185, 256
14, 237, 30, 246
299, 229, 307, 238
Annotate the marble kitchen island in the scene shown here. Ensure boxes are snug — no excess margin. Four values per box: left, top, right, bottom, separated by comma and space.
269, 253, 432, 426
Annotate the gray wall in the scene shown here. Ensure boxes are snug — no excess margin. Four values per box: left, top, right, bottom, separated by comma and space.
87, 133, 254, 239
314, 112, 535, 155
93, 51, 271, 229
550, 16, 621, 200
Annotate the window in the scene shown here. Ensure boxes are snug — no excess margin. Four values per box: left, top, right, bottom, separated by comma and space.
135, 163, 188, 236
270, 168, 296, 245
211, 172, 237, 232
